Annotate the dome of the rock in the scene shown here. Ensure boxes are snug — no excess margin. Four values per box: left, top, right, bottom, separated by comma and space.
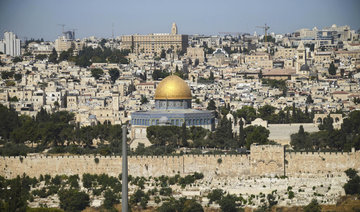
154, 75, 192, 100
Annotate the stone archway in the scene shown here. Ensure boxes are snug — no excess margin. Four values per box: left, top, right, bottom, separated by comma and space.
317, 117, 323, 124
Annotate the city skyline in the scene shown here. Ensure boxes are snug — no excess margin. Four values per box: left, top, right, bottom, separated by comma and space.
0, 0, 359, 41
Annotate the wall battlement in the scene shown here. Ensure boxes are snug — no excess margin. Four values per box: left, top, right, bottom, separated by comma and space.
1, 145, 359, 179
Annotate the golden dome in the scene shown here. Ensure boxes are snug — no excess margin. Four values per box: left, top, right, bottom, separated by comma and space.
154, 75, 192, 100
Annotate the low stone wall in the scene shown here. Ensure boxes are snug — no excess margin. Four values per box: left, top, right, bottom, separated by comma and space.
1, 145, 359, 179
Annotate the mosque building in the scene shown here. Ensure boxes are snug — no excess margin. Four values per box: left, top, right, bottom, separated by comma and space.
130, 75, 215, 148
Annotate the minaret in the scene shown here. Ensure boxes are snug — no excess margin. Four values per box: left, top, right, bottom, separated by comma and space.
171, 22, 178, 35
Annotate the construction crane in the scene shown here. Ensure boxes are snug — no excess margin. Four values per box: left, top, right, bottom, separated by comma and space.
256, 24, 270, 42
57, 24, 66, 34
218, 32, 244, 36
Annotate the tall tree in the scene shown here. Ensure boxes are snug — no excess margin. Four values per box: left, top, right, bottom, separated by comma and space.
207, 100, 216, 110
48, 48, 58, 63
109, 68, 120, 83
181, 122, 187, 146
239, 118, 245, 147
306, 95, 314, 104
328, 62, 337, 75
160, 49, 166, 59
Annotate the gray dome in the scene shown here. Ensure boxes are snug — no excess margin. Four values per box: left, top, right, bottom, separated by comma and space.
300, 64, 310, 71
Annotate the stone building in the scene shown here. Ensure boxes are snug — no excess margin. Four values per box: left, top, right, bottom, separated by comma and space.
187, 47, 205, 63
121, 23, 188, 56
244, 52, 273, 69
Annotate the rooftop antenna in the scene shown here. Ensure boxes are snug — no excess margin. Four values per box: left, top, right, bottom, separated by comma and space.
112, 23, 114, 39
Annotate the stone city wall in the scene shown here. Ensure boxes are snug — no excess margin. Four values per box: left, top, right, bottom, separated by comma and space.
285, 151, 360, 177
0, 154, 250, 179
1, 145, 359, 179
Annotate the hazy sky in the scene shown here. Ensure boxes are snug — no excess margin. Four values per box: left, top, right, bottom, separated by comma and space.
0, 0, 359, 41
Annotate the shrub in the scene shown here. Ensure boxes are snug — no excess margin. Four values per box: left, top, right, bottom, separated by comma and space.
288, 191, 294, 199
207, 189, 224, 204
159, 187, 172, 196
94, 157, 99, 164
303, 199, 321, 212
103, 189, 119, 209
58, 189, 89, 212
219, 194, 238, 212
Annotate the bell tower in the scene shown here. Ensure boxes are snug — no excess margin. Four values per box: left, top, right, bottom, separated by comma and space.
171, 22, 178, 35
296, 41, 306, 73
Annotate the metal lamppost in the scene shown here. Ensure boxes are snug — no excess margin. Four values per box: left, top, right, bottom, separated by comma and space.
121, 125, 128, 212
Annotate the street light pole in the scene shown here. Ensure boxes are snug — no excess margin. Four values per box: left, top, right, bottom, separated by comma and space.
121, 125, 128, 212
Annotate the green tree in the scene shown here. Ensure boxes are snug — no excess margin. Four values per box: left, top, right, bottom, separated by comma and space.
109, 68, 120, 83
243, 125, 270, 149
182, 122, 187, 146
153, 69, 169, 80
182, 199, 204, 212
130, 189, 149, 208
343, 168, 360, 195
58, 48, 73, 61
328, 62, 337, 75
303, 199, 321, 212
14, 73, 22, 81
35, 54, 48, 60
236, 106, 257, 124
59, 189, 89, 212
258, 105, 277, 122
91, 68, 104, 80
207, 189, 224, 204
213, 117, 236, 148
140, 95, 149, 105
2, 175, 31, 212
262, 79, 287, 96
239, 119, 245, 147
306, 95, 314, 104
160, 49, 166, 58
48, 48, 58, 63
1, 71, 14, 79
146, 126, 182, 148
0, 104, 21, 140
207, 100, 216, 110
12, 57, 22, 63
290, 125, 311, 151
219, 194, 238, 212
103, 189, 119, 209
209, 71, 215, 82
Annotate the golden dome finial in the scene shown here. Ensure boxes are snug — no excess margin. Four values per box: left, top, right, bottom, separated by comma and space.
154, 75, 192, 100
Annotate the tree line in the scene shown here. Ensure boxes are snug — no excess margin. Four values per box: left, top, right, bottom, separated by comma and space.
208, 101, 314, 125
0, 105, 123, 156
44, 46, 130, 67
0, 172, 206, 212
146, 117, 272, 153
290, 110, 360, 151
